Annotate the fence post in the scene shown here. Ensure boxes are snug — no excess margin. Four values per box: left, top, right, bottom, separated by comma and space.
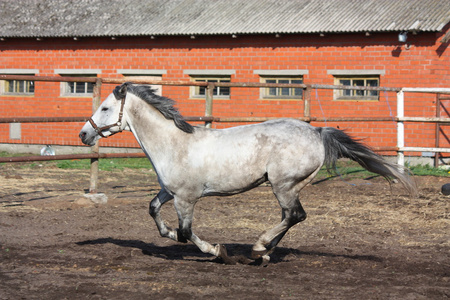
434, 93, 441, 167
397, 90, 405, 166
303, 86, 311, 122
89, 78, 102, 193
205, 83, 214, 128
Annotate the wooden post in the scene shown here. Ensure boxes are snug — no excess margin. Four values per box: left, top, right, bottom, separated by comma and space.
89, 78, 102, 193
303, 86, 311, 122
205, 83, 214, 128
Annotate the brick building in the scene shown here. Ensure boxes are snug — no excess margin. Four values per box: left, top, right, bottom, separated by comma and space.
0, 0, 449, 161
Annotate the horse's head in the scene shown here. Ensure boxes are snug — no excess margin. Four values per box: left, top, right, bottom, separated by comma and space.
79, 83, 130, 146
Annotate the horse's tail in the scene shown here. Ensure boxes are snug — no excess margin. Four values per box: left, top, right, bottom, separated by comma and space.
317, 127, 418, 197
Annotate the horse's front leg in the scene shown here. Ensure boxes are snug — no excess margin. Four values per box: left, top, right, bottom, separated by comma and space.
174, 196, 235, 264
149, 189, 187, 243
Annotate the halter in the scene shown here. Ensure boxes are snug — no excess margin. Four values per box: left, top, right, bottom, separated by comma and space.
88, 95, 126, 138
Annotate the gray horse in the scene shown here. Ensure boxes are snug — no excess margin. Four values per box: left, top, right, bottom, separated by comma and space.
79, 83, 417, 264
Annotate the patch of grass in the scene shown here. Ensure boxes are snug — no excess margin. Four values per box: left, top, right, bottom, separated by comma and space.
56, 157, 153, 171
0, 151, 153, 171
0, 151, 30, 157
316, 160, 450, 179
409, 163, 450, 177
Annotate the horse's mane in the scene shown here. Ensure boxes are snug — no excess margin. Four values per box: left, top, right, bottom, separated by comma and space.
114, 83, 194, 134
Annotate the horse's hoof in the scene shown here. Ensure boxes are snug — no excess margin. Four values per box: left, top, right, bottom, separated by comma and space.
261, 254, 270, 266
251, 249, 267, 260
216, 244, 236, 265
250, 255, 271, 267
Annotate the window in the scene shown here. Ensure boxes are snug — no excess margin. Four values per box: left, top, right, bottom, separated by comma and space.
0, 69, 38, 96
3, 79, 35, 95
118, 69, 166, 96
335, 76, 379, 100
191, 77, 230, 98
64, 77, 94, 96
55, 69, 101, 97
254, 70, 308, 100
328, 70, 385, 101
262, 77, 303, 99
184, 70, 235, 99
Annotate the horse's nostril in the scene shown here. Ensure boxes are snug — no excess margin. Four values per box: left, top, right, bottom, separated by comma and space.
79, 131, 86, 139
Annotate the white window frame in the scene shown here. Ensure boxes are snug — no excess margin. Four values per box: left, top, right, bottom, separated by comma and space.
117, 69, 166, 96
0, 69, 38, 96
184, 70, 235, 99
328, 70, 385, 101
55, 69, 101, 97
255, 70, 308, 100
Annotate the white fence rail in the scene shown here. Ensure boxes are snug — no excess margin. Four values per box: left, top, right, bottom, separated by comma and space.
396, 88, 450, 166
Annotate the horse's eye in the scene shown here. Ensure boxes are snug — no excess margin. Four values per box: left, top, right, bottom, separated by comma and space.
101, 107, 109, 112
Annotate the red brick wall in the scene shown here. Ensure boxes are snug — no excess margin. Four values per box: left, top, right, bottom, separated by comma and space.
0, 29, 449, 154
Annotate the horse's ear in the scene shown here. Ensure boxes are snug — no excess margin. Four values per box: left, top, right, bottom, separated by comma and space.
113, 82, 130, 100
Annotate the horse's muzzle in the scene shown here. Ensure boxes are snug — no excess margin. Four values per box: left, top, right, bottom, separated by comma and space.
79, 131, 86, 140
79, 130, 95, 146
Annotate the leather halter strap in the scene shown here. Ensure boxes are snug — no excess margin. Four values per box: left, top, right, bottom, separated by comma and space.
88, 96, 126, 138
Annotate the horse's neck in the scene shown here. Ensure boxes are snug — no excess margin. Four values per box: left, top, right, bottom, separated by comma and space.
125, 96, 186, 174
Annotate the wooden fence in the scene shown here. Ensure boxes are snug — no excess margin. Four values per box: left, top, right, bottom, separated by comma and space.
0, 75, 449, 193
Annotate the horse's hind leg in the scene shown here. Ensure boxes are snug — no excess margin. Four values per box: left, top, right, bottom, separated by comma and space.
252, 168, 320, 262
251, 196, 307, 261
149, 189, 187, 243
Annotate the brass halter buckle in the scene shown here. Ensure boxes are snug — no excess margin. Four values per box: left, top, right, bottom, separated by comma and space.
88, 96, 126, 138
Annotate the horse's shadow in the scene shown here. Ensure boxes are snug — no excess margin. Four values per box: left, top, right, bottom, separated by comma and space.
76, 237, 383, 265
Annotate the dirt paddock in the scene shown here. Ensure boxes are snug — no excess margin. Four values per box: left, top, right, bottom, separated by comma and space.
0, 164, 449, 299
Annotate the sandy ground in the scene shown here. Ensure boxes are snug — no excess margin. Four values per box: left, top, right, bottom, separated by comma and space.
0, 164, 449, 299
